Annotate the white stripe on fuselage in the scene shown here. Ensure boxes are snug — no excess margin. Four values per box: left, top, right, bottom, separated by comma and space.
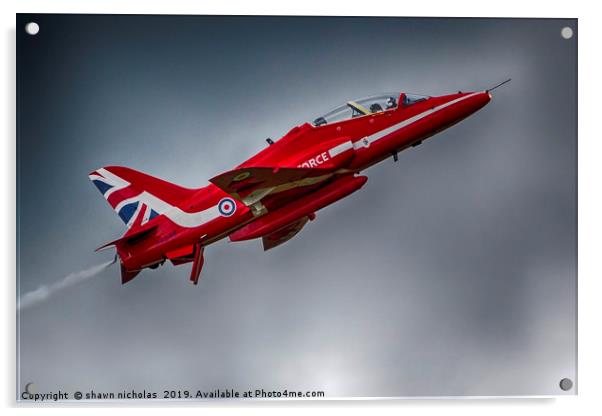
115, 191, 222, 228
351, 92, 481, 150
328, 140, 353, 158
167, 204, 222, 228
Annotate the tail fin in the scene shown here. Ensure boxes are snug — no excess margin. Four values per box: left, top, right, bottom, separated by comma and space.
89, 166, 196, 228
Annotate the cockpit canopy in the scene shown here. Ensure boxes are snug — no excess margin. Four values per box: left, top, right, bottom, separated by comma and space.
312, 92, 429, 127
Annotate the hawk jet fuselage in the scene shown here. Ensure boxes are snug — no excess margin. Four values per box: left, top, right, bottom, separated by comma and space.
90, 89, 494, 284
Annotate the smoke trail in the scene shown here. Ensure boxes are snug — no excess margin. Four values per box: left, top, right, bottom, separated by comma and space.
18, 259, 115, 311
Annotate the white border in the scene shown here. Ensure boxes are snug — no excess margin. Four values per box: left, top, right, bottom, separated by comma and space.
3, 1, 600, 415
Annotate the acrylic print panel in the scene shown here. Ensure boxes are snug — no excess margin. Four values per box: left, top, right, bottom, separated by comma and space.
16, 14, 577, 401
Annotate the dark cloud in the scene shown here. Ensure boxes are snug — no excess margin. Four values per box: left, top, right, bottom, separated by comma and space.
17, 15, 576, 397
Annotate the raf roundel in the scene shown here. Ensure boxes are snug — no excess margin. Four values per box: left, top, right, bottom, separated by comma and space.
218, 197, 237, 217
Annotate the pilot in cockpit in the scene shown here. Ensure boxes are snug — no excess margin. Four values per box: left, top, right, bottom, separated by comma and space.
386, 96, 397, 109
369, 103, 383, 113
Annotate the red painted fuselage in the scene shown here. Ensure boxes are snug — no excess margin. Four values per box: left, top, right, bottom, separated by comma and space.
90, 90, 492, 284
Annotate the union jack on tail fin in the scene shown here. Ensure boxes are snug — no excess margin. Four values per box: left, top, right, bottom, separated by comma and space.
89, 166, 196, 229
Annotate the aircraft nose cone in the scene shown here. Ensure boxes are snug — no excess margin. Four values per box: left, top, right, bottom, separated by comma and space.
472, 91, 492, 109
448, 91, 491, 121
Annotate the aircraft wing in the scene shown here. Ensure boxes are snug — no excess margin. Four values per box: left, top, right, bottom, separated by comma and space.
210, 167, 334, 206
262, 215, 311, 251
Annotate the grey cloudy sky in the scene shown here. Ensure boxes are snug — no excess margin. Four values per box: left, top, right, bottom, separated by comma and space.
17, 15, 576, 398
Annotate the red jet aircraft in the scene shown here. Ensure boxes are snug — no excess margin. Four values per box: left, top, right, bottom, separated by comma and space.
90, 82, 507, 284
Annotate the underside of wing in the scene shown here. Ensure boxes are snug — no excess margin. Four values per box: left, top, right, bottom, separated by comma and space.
262, 216, 311, 251
209, 167, 334, 206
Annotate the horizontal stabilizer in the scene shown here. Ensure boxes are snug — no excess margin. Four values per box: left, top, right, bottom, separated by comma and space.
95, 224, 157, 252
